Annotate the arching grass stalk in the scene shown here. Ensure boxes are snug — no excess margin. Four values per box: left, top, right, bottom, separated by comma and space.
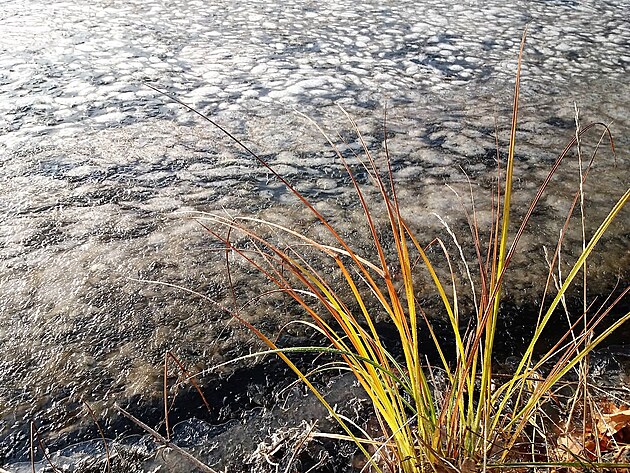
149, 30, 629, 472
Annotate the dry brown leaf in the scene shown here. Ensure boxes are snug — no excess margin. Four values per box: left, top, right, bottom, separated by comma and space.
612, 444, 630, 462
460, 457, 477, 473
595, 404, 630, 440
557, 432, 585, 458
554, 402, 630, 469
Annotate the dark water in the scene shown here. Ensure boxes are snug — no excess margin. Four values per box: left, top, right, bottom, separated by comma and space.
1, 0, 628, 470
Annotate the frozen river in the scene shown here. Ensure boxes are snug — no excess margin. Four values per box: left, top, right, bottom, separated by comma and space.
1, 0, 629, 470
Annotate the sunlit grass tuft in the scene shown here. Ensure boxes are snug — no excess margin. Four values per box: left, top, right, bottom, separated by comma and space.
146, 30, 629, 472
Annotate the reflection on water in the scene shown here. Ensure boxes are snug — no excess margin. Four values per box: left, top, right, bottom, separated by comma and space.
0, 0, 628, 468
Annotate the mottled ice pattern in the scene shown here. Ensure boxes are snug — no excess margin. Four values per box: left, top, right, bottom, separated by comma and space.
1, 0, 629, 143
0, 0, 629, 467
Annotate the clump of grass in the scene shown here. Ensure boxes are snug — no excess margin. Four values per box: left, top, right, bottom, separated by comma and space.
149, 30, 629, 472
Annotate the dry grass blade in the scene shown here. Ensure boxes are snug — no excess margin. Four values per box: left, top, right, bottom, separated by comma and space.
29, 421, 62, 473
82, 400, 113, 473
162, 351, 212, 441
114, 404, 220, 473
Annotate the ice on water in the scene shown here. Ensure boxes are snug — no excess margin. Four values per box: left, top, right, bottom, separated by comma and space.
0, 0, 628, 466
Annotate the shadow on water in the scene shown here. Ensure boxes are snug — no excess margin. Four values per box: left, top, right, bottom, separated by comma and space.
6, 292, 628, 471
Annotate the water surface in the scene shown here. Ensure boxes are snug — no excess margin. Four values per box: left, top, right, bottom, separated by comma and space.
1, 0, 628, 469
